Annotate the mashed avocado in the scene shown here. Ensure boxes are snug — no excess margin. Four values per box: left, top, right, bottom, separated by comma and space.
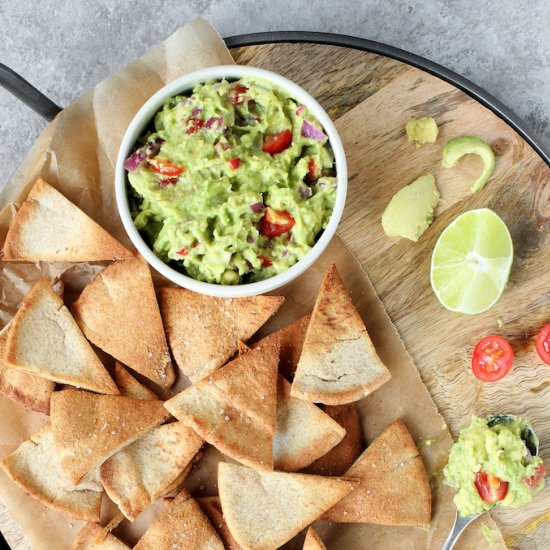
444, 416, 545, 517
125, 77, 337, 284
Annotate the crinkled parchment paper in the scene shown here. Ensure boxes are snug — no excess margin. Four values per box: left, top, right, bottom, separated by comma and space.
0, 17, 503, 550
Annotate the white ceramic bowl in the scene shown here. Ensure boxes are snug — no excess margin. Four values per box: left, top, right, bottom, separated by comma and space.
115, 65, 347, 297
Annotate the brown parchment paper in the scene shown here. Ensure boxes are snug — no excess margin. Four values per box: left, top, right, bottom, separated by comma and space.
0, 17, 505, 550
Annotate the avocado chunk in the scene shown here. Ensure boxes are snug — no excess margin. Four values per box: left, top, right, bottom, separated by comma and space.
405, 117, 439, 147
382, 173, 439, 242
442, 135, 495, 192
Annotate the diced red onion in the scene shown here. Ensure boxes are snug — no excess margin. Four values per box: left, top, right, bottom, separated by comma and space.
247, 235, 255, 243
123, 149, 147, 172
282, 249, 289, 257
206, 117, 224, 131
250, 202, 264, 213
180, 97, 191, 104
295, 105, 305, 116
301, 120, 326, 141
245, 260, 253, 270
299, 185, 312, 199
192, 107, 202, 116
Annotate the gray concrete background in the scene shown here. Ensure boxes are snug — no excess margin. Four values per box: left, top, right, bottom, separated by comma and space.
1, 0, 549, 188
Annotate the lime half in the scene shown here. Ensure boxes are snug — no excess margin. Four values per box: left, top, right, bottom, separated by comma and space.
430, 209, 513, 314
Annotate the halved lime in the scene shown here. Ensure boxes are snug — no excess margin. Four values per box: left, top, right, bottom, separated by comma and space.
430, 209, 513, 314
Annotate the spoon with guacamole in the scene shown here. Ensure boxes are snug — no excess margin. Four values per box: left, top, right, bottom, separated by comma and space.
442, 414, 545, 549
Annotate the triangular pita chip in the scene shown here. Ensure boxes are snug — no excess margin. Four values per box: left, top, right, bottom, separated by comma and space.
114, 362, 157, 401
1, 423, 103, 521
72, 258, 174, 387
303, 527, 327, 550
158, 287, 283, 382
273, 376, 346, 471
0, 321, 55, 413
71, 522, 130, 549
50, 389, 168, 485
100, 421, 203, 521
197, 496, 243, 550
291, 263, 391, 404
302, 404, 363, 477
164, 340, 279, 470
4, 279, 118, 395
323, 419, 432, 526
218, 462, 358, 550
134, 489, 224, 550
251, 314, 310, 380
2, 178, 132, 262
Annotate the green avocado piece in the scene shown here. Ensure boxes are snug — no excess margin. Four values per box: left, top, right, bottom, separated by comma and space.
442, 135, 495, 192
405, 117, 439, 147
382, 173, 440, 242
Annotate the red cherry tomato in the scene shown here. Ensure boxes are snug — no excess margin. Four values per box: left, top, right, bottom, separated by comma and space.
259, 207, 295, 238
186, 118, 205, 134
307, 159, 320, 182
228, 84, 248, 105
475, 472, 509, 504
262, 129, 293, 155
148, 158, 185, 176
228, 157, 241, 170
257, 255, 273, 268
524, 464, 546, 489
176, 248, 188, 256
535, 324, 550, 365
471, 335, 514, 382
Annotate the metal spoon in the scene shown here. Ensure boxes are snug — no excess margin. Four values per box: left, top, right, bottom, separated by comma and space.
441, 414, 539, 550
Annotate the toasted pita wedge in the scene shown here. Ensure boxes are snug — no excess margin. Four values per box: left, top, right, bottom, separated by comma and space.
50, 389, 168, 485
218, 462, 358, 550
134, 489, 223, 550
3, 178, 132, 262
323, 419, 432, 526
274, 376, 345, 471
303, 528, 327, 550
251, 314, 310, 380
113, 362, 157, 401
1, 423, 103, 521
302, 404, 363, 476
72, 258, 174, 388
198, 496, 243, 550
0, 322, 55, 413
158, 287, 283, 382
291, 264, 391, 405
72, 522, 130, 549
4, 280, 118, 395
165, 340, 279, 470
100, 421, 203, 521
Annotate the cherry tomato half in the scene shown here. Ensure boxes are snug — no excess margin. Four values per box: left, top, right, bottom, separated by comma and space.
471, 335, 514, 382
228, 157, 241, 170
259, 207, 295, 238
186, 118, 205, 134
148, 158, 185, 177
257, 255, 273, 268
475, 472, 509, 504
524, 464, 546, 489
535, 324, 550, 365
307, 159, 320, 182
262, 129, 293, 155
228, 84, 248, 105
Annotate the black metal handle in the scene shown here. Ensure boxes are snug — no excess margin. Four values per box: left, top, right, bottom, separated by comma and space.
0, 63, 62, 121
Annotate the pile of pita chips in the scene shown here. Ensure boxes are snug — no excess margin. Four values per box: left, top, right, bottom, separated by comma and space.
159, 288, 283, 382
71, 523, 130, 550
2, 178, 132, 262
218, 462, 358, 550
72, 258, 174, 388
303, 528, 327, 550
323, 419, 432, 527
292, 263, 391, 405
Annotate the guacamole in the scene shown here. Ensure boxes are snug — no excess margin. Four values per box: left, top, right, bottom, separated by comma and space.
124, 77, 337, 284
444, 416, 545, 517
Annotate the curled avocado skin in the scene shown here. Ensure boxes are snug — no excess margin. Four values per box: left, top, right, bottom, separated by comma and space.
442, 136, 495, 193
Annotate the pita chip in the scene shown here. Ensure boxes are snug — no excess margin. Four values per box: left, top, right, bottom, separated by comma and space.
303, 527, 327, 550
71, 523, 130, 549
2, 178, 132, 262
164, 340, 279, 470
273, 376, 346, 472
218, 462, 358, 550
134, 489, 224, 550
113, 362, 157, 401
291, 263, 391, 405
50, 389, 169, 485
158, 287, 283, 382
198, 496, 243, 550
1, 423, 103, 521
72, 258, 174, 388
4, 279, 118, 395
100, 421, 203, 521
323, 419, 432, 527
0, 321, 55, 413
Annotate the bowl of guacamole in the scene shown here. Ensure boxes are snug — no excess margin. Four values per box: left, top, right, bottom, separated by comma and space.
115, 66, 347, 297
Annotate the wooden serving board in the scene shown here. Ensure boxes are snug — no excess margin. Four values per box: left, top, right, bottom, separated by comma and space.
231, 42, 550, 546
